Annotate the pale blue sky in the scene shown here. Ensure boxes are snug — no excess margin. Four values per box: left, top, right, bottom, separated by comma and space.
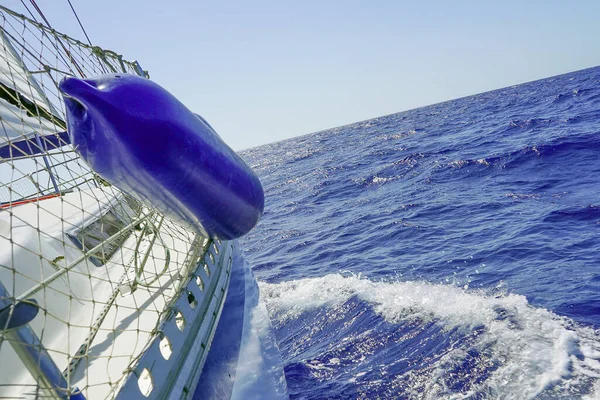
8, 0, 600, 149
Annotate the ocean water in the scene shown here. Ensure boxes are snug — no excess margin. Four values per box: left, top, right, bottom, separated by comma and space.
239, 66, 600, 399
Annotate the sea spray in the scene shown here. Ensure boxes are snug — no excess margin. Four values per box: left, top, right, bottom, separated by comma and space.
260, 274, 600, 398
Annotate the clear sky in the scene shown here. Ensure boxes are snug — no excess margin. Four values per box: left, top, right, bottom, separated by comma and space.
7, 0, 600, 150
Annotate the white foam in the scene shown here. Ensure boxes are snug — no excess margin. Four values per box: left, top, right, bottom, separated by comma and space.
259, 274, 600, 398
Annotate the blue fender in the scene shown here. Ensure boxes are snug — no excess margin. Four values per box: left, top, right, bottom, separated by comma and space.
60, 74, 264, 240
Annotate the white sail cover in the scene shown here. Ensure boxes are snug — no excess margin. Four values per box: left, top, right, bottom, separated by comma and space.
0, 29, 61, 145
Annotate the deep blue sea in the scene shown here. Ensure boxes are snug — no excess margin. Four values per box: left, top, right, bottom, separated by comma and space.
239, 66, 600, 399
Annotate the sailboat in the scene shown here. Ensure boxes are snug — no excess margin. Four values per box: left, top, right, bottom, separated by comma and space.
0, 4, 281, 399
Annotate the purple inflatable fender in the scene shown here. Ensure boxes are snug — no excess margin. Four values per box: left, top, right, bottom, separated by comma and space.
60, 74, 264, 240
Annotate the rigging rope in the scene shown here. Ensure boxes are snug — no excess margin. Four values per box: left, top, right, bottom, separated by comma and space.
16, 0, 79, 80
19, 0, 39, 23
66, 0, 93, 47
28, 0, 86, 77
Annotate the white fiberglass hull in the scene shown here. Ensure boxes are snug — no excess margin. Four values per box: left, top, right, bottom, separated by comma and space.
0, 188, 232, 399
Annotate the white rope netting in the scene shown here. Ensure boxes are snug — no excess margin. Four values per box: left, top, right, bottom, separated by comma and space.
0, 7, 230, 399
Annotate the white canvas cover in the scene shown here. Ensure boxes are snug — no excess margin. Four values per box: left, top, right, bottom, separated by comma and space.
0, 29, 61, 145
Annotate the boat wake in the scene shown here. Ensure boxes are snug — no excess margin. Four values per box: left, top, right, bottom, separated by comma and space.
260, 274, 600, 399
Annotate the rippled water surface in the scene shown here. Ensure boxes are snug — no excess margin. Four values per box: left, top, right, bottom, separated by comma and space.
239, 66, 600, 399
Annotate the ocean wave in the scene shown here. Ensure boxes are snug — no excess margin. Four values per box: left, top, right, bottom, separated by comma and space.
260, 274, 600, 399
543, 205, 600, 223
431, 132, 600, 181
506, 118, 557, 131
550, 88, 597, 104
376, 129, 421, 143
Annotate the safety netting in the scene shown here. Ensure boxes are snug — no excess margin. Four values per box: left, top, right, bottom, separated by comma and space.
0, 6, 231, 399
